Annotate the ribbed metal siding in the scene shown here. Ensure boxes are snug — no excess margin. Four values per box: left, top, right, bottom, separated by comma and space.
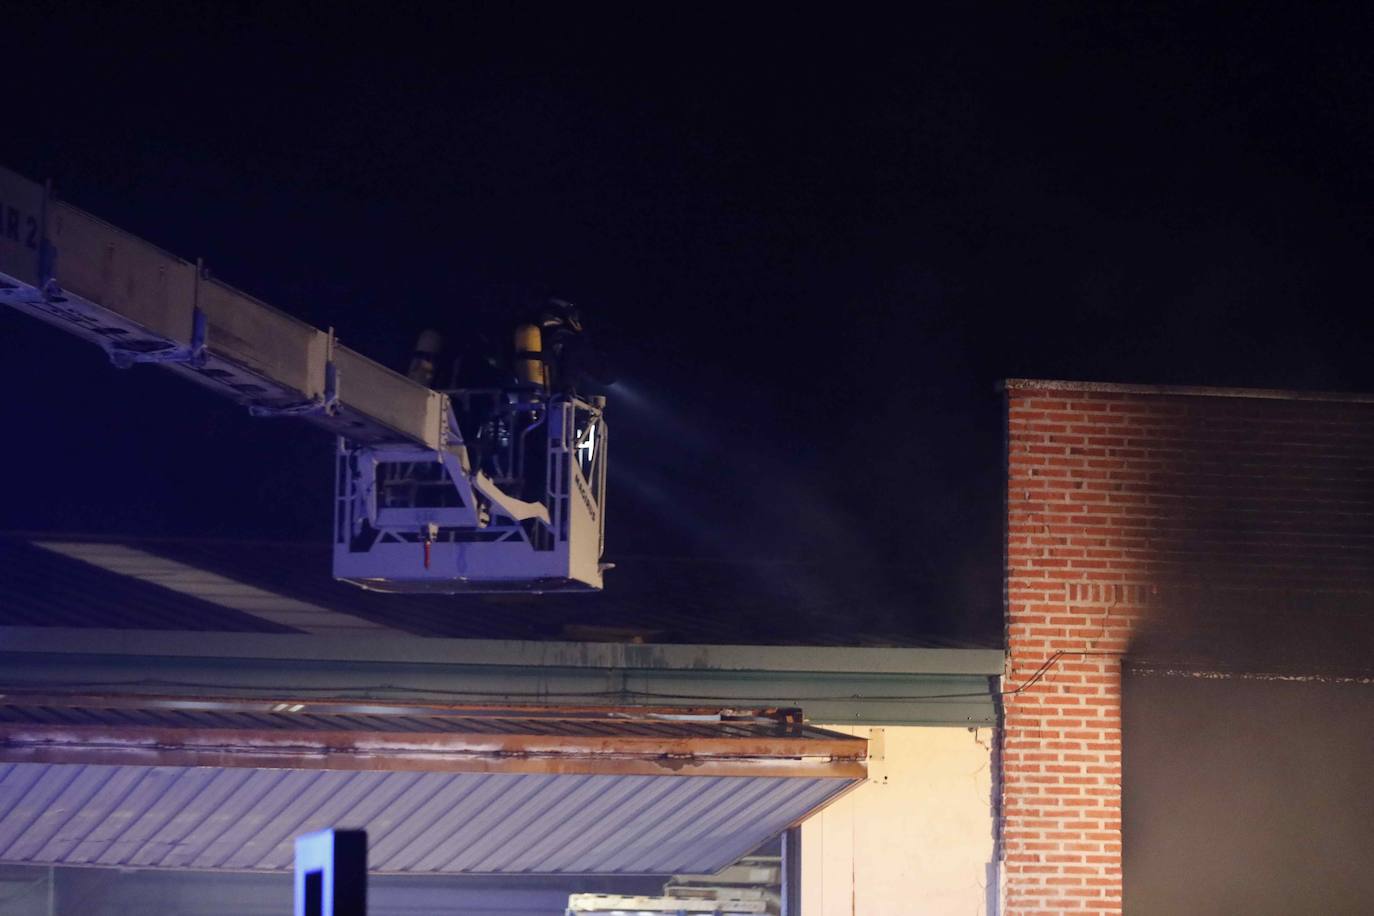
0, 764, 852, 875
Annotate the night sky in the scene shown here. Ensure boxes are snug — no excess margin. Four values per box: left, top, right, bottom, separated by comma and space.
3, 4, 1373, 642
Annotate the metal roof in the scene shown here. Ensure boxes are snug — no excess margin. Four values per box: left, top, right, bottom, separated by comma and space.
0, 765, 848, 875
0, 533, 1004, 726
0, 695, 862, 773
32, 541, 389, 637
0, 697, 864, 875
0, 534, 996, 649
0, 539, 292, 633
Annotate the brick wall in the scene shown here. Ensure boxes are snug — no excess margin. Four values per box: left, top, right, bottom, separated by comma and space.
1001, 381, 1374, 915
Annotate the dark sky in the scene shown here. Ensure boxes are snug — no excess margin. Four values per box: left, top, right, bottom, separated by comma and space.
3, 4, 1373, 641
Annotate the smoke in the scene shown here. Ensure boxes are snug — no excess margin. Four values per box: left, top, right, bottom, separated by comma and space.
603, 377, 958, 641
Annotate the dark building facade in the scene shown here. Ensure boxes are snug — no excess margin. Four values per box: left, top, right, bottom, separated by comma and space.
1002, 380, 1374, 914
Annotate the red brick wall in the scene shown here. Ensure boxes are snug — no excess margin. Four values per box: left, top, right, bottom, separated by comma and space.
1001, 381, 1374, 915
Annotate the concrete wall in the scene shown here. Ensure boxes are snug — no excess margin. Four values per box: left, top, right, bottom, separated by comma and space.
802, 725, 995, 915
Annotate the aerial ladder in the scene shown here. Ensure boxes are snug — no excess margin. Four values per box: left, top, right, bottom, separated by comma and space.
0, 164, 608, 593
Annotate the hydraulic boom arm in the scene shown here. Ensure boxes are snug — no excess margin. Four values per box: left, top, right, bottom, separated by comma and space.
0, 164, 607, 593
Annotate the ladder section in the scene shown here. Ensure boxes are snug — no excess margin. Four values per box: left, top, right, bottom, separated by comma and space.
0, 164, 444, 449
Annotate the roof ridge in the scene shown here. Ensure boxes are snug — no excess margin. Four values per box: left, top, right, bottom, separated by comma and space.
1002, 378, 1374, 404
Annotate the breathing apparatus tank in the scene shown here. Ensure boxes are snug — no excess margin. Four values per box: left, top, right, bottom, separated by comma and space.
512, 322, 547, 388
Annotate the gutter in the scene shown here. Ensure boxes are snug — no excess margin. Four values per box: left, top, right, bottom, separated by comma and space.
0, 628, 1004, 727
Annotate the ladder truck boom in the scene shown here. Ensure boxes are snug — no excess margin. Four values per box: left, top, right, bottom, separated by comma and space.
0, 164, 608, 593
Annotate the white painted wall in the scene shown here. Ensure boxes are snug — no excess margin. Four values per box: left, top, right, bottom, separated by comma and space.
801, 725, 994, 916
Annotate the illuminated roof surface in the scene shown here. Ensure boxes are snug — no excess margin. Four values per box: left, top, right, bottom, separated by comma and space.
0, 534, 994, 648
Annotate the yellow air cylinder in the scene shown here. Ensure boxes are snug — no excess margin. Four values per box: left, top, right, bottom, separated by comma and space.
513, 322, 546, 387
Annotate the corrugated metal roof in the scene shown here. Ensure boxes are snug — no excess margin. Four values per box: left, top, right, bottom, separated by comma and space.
33, 541, 390, 637
0, 539, 294, 633
0, 696, 856, 751
0, 534, 996, 649
0, 698, 863, 875
0, 765, 847, 875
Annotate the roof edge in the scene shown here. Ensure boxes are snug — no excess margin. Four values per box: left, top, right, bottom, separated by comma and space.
1001, 378, 1374, 404
0, 627, 1006, 675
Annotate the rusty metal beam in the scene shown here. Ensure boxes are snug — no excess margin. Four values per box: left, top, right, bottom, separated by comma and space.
0, 744, 866, 779
0, 695, 867, 779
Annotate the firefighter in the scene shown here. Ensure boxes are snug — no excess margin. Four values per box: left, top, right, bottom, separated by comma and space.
513, 298, 612, 394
